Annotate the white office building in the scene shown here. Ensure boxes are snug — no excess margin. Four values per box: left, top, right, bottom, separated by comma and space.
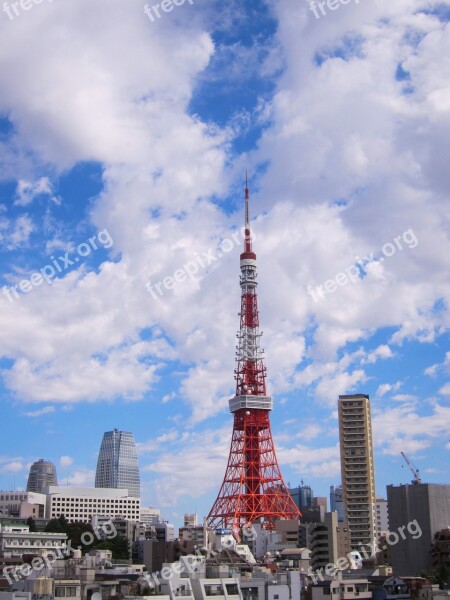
376, 497, 389, 538
0, 525, 67, 559
140, 506, 162, 525
46, 486, 140, 523
0, 492, 46, 519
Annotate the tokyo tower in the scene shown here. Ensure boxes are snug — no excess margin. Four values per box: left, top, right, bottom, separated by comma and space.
207, 178, 301, 538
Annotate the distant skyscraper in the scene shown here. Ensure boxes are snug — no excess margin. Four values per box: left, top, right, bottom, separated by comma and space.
338, 394, 377, 550
330, 484, 345, 522
26, 459, 58, 493
313, 496, 328, 513
95, 429, 140, 498
289, 481, 313, 511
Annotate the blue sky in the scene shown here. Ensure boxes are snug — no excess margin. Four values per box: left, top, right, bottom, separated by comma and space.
0, 0, 450, 528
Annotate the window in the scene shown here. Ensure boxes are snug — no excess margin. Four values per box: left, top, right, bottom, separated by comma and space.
204, 584, 224, 596
226, 585, 239, 597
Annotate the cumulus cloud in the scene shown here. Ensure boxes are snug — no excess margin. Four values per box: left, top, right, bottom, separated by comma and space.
0, 0, 449, 519
0, 460, 24, 473
14, 177, 55, 207
373, 402, 450, 455
59, 456, 74, 468
376, 382, 402, 397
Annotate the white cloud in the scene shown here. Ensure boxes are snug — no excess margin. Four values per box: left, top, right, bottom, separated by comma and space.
391, 394, 418, 403
376, 381, 402, 397
142, 427, 231, 506
66, 469, 95, 487
23, 406, 55, 417
0, 214, 34, 250
439, 382, 450, 396
59, 456, 74, 468
14, 177, 54, 207
425, 364, 439, 377
373, 402, 450, 455
0, 0, 448, 442
425, 352, 450, 378
0, 460, 24, 473
364, 345, 394, 364
278, 444, 341, 479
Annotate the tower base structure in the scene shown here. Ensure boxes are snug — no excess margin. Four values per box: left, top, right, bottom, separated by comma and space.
207, 397, 300, 538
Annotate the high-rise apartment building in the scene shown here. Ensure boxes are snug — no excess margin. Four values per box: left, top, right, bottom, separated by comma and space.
95, 429, 140, 498
26, 459, 58, 493
338, 394, 377, 550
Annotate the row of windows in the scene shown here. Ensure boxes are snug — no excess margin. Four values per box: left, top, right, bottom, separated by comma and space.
55, 587, 79, 597
51, 499, 138, 504
0, 495, 28, 501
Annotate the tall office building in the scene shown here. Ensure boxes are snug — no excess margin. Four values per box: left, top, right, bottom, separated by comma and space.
387, 483, 450, 576
26, 459, 58, 493
330, 484, 345, 522
95, 429, 140, 498
289, 482, 313, 511
338, 394, 377, 550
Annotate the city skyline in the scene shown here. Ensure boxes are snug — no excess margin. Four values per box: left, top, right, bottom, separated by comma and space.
0, 0, 449, 529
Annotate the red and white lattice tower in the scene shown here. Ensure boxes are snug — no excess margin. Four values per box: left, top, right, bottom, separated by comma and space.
207, 178, 301, 538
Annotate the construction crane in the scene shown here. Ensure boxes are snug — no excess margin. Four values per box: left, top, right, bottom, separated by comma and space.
400, 451, 422, 484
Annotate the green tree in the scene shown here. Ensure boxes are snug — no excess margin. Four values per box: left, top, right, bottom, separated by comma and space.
45, 515, 69, 534
66, 522, 97, 554
421, 565, 450, 588
26, 517, 37, 532
93, 535, 130, 560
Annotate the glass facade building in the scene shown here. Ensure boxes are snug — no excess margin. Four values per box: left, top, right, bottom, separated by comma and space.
330, 484, 345, 522
26, 459, 58, 493
95, 429, 140, 498
288, 482, 313, 511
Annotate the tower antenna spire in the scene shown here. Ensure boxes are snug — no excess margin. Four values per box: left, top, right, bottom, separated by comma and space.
244, 172, 253, 255
245, 170, 249, 226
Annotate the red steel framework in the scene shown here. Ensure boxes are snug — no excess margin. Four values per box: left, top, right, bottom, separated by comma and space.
207, 178, 301, 538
